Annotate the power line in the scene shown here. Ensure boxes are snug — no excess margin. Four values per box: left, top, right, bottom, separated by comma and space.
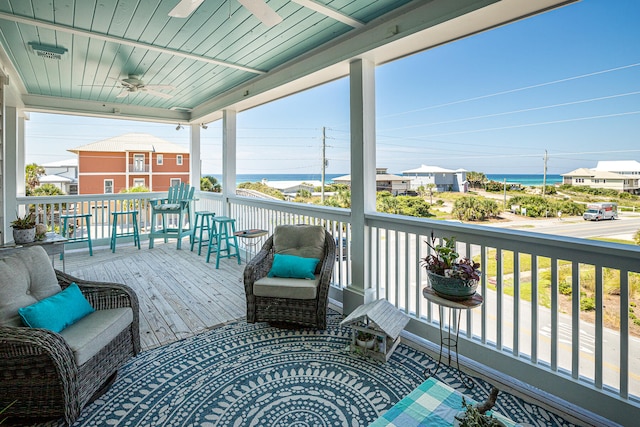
380, 91, 640, 132
378, 62, 640, 120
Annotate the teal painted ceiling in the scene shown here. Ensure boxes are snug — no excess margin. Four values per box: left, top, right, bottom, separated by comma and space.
0, 0, 412, 112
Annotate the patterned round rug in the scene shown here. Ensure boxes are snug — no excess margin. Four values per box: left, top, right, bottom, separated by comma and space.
69, 313, 574, 426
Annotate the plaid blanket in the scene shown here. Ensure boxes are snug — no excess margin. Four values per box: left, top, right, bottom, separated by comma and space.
369, 377, 516, 427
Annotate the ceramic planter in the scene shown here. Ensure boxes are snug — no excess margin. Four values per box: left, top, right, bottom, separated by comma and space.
13, 227, 36, 244
427, 270, 478, 301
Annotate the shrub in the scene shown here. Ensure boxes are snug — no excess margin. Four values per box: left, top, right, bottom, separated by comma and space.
559, 282, 572, 296
581, 297, 596, 311
452, 196, 499, 221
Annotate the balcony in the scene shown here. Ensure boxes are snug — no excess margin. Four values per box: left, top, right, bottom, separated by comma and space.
128, 164, 150, 173
15, 190, 640, 426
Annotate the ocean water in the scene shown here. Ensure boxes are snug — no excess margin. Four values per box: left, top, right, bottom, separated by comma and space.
203, 173, 562, 187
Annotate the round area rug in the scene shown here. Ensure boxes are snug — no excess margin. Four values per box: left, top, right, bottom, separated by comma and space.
70, 313, 575, 426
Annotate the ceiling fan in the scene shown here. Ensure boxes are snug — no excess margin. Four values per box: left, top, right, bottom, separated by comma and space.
114, 75, 175, 99
169, 0, 283, 27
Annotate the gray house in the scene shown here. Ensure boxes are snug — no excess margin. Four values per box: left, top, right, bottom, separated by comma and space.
402, 165, 467, 193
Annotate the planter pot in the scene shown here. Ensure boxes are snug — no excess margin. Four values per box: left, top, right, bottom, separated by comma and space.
356, 338, 375, 349
13, 227, 36, 244
427, 270, 478, 301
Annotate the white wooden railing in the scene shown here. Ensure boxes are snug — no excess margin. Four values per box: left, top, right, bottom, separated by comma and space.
16, 191, 640, 425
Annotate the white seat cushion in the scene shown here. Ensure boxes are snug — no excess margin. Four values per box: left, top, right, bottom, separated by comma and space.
60, 307, 133, 366
254, 275, 320, 300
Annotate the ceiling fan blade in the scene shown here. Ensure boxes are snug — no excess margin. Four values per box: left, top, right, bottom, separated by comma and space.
238, 0, 282, 27
142, 89, 174, 99
169, 0, 205, 18
116, 90, 130, 98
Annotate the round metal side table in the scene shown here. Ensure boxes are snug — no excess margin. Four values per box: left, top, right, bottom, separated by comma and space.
422, 286, 483, 388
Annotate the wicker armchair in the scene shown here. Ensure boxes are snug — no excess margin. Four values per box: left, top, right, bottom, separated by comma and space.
0, 247, 140, 425
244, 225, 335, 329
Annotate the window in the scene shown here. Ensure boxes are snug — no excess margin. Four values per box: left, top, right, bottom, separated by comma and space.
133, 154, 145, 172
177, 155, 183, 165
133, 178, 145, 187
157, 154, 163, 165
170, 178, 181, 187
104, 179, 114, 194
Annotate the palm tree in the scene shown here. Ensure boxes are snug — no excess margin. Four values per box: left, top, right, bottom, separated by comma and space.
200, 176, 222, 192
25, 163, 45, 195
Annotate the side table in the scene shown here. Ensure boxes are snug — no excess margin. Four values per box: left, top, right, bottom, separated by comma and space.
1, 232, 68, 271
234, 229, 268, 261
422, 286, 483, 388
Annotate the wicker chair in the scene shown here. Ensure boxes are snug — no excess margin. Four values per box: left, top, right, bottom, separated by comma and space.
244, 225, 335, 329
0, 246, 140, 425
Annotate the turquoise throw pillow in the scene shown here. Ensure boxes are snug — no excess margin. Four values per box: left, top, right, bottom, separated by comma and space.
268, 254, 320, 280
18, 283, 95, 333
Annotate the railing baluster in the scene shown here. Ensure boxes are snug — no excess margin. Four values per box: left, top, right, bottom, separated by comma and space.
513, 250, 520, 357
572, 261, 580, 380
497, 247, 503, 350
551, 257, 558, 372
595, 265, 604, 389
620, 270, 629, 399
531, 255, 538, 364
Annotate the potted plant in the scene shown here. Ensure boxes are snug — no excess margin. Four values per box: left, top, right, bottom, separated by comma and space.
421, 231, 480, 301
11, 212, 36, 244
356, 329, 375, 349
454, 389, 506, 427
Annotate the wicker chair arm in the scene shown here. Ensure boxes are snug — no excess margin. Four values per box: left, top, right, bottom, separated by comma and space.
0, 325, 80, 420
55, 270, 141, 354
315, 230, 336, 302
243, 236, 275, 295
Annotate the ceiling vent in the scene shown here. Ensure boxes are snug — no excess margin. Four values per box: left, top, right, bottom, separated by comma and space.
28, 42, 67, 60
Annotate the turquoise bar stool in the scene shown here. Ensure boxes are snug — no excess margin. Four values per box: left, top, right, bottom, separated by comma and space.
60, 213, 93, 257
110, 210, 141, 253
206, 216, 241, 268
190, 211, 216, 255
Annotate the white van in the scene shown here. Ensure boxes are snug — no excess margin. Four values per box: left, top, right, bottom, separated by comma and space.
583, 202, 618, 221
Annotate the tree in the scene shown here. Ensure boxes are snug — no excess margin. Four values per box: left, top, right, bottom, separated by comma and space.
323, 187, 351, 208
200, 175, 222, 192
31, 184, 64, 196
452, 196, 499, 221
466, 171, 487, 189
25, 163, 45, 195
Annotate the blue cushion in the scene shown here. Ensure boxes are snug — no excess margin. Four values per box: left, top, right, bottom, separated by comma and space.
18, 283, 95, 333
267, 254, 320, 280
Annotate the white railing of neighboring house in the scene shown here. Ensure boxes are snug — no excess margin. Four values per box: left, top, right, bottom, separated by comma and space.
16, 191, 640, 424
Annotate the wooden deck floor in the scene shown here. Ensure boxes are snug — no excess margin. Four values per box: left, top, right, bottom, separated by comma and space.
63, 240, 246, 351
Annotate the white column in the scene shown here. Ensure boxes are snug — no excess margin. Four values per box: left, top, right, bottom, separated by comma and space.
222, 110, 237, 216
343, 58, 377, 315
190, 124, 201, 188
3, 107, 19, 242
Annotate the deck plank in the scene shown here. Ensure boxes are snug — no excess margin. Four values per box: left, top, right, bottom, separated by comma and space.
65, 241, 247, 350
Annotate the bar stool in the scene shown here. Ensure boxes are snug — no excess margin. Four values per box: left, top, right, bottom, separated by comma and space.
110, 210, 141, 253
206, 216, 241, 268
60, 213, 93, 257
190, 211, 216, 255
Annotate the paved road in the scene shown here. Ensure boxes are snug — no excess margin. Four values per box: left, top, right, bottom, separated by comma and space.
485, 212, 640, 240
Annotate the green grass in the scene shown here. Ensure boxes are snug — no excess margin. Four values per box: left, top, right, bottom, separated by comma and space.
589, 237, 636, 245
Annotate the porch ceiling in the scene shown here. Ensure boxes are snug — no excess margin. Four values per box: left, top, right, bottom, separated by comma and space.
0, 0, 575, 124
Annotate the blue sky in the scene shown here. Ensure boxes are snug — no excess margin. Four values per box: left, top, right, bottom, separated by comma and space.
26, 0, 640, 176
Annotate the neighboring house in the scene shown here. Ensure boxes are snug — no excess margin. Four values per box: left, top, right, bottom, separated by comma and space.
562, 160, 640, 194
262, 179, 322, 199
333, 168, 410, 195
40, 158, 78, 194
401, 165, 467, 193
68, 133, 190, 194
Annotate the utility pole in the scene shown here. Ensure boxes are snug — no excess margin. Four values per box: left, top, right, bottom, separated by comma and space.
542, 150, 548, 196
503, 178, 507, 210
321, 126, 326, 203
